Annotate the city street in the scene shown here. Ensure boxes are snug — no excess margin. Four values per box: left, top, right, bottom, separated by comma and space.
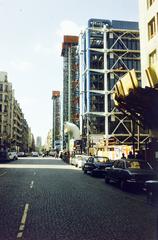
0, 157, 157, 240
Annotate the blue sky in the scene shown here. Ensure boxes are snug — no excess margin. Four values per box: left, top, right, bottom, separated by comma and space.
0, 0, 138, 143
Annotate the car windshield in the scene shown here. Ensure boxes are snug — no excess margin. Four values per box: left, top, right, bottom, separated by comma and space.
94, 157, 109, 163
126, 160, 152, 170
76, 156, 83, 160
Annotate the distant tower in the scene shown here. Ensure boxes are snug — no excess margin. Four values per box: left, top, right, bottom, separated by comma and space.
36, 136, 42, 150
61, 35, 79, 149
52, 91, 61, 149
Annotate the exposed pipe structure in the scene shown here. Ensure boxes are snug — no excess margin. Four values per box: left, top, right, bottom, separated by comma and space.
64, 122, 81, 140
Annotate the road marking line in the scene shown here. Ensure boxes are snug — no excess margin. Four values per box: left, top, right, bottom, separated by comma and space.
0, 171, 7, 177
19, 225, 25, 231
30, 181, 34, 189
17, 203, 29, 239
17, 232, 23, 238
21, 203, 29, 225
34, 172, 36, 175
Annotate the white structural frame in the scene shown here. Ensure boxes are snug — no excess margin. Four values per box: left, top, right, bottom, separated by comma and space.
79, 19, 149, 148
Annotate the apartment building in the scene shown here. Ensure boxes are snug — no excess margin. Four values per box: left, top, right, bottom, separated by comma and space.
79, 18, 147, 149
21, 118, 29, 152
28, 128, 35, 152
0, 72, 13, 147
0, 71, 31, 151
139, 0, 158, 87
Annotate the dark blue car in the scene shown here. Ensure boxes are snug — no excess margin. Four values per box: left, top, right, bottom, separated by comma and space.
104, 159, 157, 190
82, 156, 113, 177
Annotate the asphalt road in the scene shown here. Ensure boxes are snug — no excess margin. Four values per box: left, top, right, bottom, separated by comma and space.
0, 157, 157, 240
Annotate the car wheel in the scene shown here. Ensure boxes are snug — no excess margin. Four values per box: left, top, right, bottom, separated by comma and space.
84, 169, 87, 174
105, 176, 110, 184
90, 171, 95, 177
120, 180, 127, 191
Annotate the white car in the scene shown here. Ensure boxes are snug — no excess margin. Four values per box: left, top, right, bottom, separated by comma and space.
32, 152, 39, 157
8, 152, 18, 161
71, 155, 90, 168
71, 155, 82, 166
77, 155, 90, 168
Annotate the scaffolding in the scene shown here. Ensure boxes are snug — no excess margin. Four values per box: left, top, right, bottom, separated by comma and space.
52, 91, 61, 149
61, 36, 79, 148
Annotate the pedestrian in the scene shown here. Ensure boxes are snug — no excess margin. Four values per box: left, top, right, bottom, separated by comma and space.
59, 152, 63, 159
128, 151, 135, 159
135, 151, 143, 160
64, 151, 69, 163
121, 153, 126, 159
55, 149, 59, 159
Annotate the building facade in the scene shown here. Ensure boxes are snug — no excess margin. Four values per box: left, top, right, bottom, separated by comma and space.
0, 72, 12, 148
52, 91, 61, 149
79, 19, 147, 150
139, 0, 158, 87
0, 71, 32, 152
44, 129, 52, 152
61, 36, 79, 148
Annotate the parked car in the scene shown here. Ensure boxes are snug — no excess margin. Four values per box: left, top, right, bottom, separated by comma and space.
77, 155, 90, 168
32, 152, 39, 157
71, 155, 90, 168
104, 159, 157, 190
0, 150, 18, 162
17, 152, 25, 157
49, 151, 56, 157
82, 156, 112, 177
71, 155, 83, 166
8, 152, 18, 161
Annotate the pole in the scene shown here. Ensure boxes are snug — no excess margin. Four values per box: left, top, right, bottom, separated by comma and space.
132, 119, 135, 156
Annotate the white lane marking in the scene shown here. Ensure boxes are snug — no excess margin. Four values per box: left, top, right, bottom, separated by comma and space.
0, 171, 7, 177
30, 181, 34, 189
19, 225, 25, 231
17, 232, 23, 238
0, 164, 79, 169
21, 204, 29, 225
17, 203, 29, 239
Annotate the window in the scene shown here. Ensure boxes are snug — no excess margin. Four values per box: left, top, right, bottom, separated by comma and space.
113, 161, 119, 168
117, 161, 125, 169
90, 72, 104, 90
126, 160, 151, 170
90, 93, 105, 112
4, 95, 8, 102
149, 49, 157, 66
148, 17, 156, 40
0, 84, 3, 91
4, 85, 8, 92
88, 157, 94, 163
4, 105, 7, 112
147, 0, 155, 8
